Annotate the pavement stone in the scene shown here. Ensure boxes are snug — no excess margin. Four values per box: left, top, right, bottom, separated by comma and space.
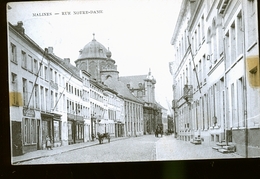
12, 136, 128, 164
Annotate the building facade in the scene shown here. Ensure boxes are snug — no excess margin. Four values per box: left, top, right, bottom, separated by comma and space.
170, 0, 259, 157
9, 22, 91, 155
119, 70, 165, 134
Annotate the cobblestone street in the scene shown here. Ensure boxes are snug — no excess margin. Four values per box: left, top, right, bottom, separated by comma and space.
18, 135, 242, 165
20, 135, 160, 164
155, 135, 242, 161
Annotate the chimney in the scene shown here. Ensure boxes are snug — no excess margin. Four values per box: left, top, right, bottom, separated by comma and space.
14, 21, 25, 35
64, 58, 70, 64
48, 47, 54, 55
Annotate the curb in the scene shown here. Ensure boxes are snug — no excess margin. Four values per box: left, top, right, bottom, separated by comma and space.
13, 137, 130, 164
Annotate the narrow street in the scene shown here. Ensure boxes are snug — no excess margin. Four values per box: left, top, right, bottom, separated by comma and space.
19, 135, 241, 165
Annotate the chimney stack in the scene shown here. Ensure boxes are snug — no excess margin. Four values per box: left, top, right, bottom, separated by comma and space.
14, 21, 25, 35
47, 47, 54, 55
64, 58, 70, 64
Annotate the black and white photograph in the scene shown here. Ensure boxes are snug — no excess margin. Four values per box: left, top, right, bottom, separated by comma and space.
7, 0, 259, 166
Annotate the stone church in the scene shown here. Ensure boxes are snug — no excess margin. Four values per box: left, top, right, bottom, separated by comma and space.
75, 34, 164, 135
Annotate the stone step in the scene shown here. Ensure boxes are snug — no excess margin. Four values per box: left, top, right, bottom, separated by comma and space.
223, 145, 236, 152
218, 148, 234, 154
216, 142, 227, 146
212, 146, 222, 150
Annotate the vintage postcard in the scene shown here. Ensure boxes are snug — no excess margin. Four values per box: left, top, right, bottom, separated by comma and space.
7, 0, 259, 165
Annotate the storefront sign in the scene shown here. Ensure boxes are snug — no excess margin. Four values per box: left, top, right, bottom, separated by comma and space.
67, 113, 84, 121
23, 108, 35, 117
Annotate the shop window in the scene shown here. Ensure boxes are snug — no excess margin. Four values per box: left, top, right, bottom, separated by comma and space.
53, 120, 60, 142
67, 122, 72, 141
31, 119, 36, 143
24, 118, 30, 144
23, 118, 37, 145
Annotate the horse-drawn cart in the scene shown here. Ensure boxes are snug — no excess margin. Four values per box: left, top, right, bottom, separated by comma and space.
97, 132, 110, 144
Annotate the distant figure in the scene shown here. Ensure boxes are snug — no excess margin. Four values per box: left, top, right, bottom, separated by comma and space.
46, 136, 53, 150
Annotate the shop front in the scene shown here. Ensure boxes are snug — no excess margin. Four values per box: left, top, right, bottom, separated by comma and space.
41, 112, 62, 149
115, 121, 124, 137
22, 108, 41, 153
67, 113, 84, 145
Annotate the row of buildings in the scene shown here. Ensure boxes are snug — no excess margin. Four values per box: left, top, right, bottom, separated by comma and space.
169, 0, 259, 157
8, 21, 168, 156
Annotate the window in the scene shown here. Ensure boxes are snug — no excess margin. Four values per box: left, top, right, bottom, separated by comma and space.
51, 91, 54, 109
10, 43, 17, 63
23, 118, 37, 144
54, 71, 57, 83
10, 73, 19, 106
40, 86, 44, 110
230, 22, 236, 64
225, 31, 230, 68
45, 88, 48, 111
21, 51, 27, 69
31, 119, 36, 143
33, 59, 38, 74
28, 55, 33, 72
35, 84, 39, 109
24, 118, 30, 144
22, 78, 28, 106
29, 81, 34, 108
50, 68, 53, 81
53, 121, 60, 142
247, 0, 257, 47
44, 66, 48, 81
201, 15, 205, 39
39, 62, 43, 77
55, 92, 58, 110
58, 74, 61, 86
237, 11, 243, 56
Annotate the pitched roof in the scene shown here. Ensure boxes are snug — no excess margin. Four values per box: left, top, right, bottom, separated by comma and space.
49, 54, 82, 81
119, 75, 147, 89
103, 78, 144, 104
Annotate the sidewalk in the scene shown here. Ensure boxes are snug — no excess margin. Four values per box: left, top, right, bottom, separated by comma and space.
12, 137, 128, 164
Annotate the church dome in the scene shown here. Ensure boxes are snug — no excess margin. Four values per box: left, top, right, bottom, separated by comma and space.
78, 34, 108, 60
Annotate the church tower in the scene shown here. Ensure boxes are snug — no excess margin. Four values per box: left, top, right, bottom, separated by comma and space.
144, 69, 156, 104
75, 34, 119, 82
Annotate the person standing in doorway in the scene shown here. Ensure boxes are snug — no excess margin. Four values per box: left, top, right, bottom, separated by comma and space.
46, 136, 53, 150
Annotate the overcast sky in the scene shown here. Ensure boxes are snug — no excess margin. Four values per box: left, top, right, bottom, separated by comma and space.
7, 0, 182, 112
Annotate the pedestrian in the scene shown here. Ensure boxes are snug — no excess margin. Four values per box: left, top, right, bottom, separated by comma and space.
46, 136, 53, 150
